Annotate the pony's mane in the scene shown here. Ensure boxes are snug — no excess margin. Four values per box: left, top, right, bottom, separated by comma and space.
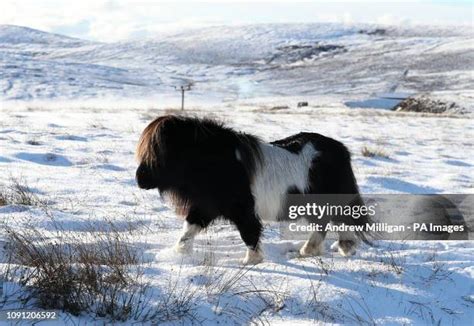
136, 115, 263, 173
136, 116, 169, 165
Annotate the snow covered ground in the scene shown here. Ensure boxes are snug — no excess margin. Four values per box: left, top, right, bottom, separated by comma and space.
0, 105, 473, 324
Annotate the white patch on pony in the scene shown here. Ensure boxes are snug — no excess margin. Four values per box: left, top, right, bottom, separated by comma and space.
251, 143, 318, 221
174, 221, 201, 254
235, 149, 242, 161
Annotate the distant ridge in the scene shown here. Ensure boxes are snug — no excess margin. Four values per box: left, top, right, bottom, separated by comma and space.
0, 24, 92, 45
0, 23, 471, 108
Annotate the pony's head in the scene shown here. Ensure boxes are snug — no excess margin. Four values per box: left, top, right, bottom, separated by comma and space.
135, 115, 262, 191
135, 116, 170, 190
135, 115, 223, 190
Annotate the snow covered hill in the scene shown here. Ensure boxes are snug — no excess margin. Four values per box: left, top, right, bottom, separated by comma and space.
1, 23, 472, 109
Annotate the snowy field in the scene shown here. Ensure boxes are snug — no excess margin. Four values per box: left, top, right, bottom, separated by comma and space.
0, 104, 473, 324
0, 22, 473, 324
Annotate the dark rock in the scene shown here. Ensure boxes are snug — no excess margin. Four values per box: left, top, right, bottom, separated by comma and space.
297, 102, 308, 107
395, 96, 465, 114
270, 105, 290, 111
358, 28, 386, 36
268, 43, 346, 64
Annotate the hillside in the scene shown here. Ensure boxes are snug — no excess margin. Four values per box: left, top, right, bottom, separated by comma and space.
1, 24, 472, 109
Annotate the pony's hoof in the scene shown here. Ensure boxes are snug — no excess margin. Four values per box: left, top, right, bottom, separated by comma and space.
336, 240, 357, 257
174, 241, 193, 254
299, 242, 324, 257
242, 249, 264, 265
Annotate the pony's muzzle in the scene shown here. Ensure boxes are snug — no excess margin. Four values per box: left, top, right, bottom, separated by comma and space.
135, 163, 156, 190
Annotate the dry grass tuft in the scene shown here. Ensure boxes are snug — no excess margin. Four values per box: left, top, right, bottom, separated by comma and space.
142, 269, 200, 323
1, 210, 201, 323
4, 225, 147, 320
26, 139, 42, 146
0, 192, 7, 206
0, 178, 44, 207
361, 146, 390, 159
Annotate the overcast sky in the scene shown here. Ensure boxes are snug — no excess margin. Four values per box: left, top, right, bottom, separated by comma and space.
2, 0, 472, 41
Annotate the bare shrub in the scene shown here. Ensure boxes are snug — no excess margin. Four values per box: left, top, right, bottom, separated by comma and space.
26, 139, 42, 146
420, 252, 454, 286
304, 266, 341, 323
4, 224, 148, 321
361, 146, 390, 159
302, 259, 377, 325
2, 215, 203, 323
89, 123, 106, 129
0, 177, 43, 207
406, 300, 441, 324
0, 191, 7, 206
201, 256, 288, 324
143, 268, 200, 324
383, 251, 405, 275
244, 276, 289, 321
307, 280, 377, 324
204, 264, 252, 297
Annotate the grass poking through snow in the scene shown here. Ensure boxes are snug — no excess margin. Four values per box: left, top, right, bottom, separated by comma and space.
4, 223, 148, 320
0, 177, 44, 207
361, 146, 390, 159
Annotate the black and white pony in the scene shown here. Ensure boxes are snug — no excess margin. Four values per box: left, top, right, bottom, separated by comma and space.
136, 115, 369, 264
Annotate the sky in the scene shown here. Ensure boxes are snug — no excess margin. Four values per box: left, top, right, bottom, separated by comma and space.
1, 1, 472, 41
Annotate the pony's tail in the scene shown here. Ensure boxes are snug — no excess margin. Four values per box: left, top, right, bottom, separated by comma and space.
333, 146, 373, 244
312, 134, 374, 245
347, 194, 373, 245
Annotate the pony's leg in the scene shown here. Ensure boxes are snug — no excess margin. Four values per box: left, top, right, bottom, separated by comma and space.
233, 214, 264, 264
243, 246, 263, 265
174, 207, 213, 254
174, 221, 201, 254
300, 231, 326, 257
331, 231, 358, 256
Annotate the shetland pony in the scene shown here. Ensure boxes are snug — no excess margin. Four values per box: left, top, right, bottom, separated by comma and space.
136, 116, 369, 264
